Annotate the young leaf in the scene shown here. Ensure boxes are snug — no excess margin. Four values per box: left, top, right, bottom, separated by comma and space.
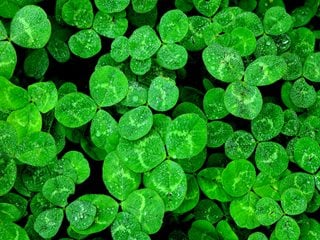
34, 208, 64, 239
255, 197, 283, 226
275, 216, 300, 240
118, 106, 153, 141
263, 7, 293, 35
55, 92, 97, 128
158, 9, 189, 43
94, 0, 130, 14
229, 27, 256, 57
144, 160, 187, 211
121, 80, 148, 107
203, 42, 244, 83
62, 0, 94, 29
10, 5, 51, 49
166, 113, 207, 159
203, 88, 229, 120
121, 188, 165, 234
102, 151, 141, 201
0, 41, 17, 79
89, 65, 128, 107
222, 160, 256, 197
117, 130, 166, 173
110, 36, 129, 62
147, 76, 179, 112
130, 57, 152, 75
224, 81, 263, 120
68, 29, 101, 58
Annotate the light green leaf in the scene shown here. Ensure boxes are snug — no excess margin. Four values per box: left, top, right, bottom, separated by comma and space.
0, 41, 17, 79
62, 0, 94, 29
156, 43, 188, 70
0, 158, 17, 196
255, 197, 283, 226
94, 0, 130, 14
34, 208, 64, 238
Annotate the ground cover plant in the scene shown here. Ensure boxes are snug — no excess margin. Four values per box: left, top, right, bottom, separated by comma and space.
1, 0, 320, 239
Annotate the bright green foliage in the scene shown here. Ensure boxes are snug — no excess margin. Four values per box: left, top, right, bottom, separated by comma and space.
42, 175, 75, 207
0, 20, 7, 39
10, 5, 51, 49
224, 81, 263, 120
251, 103, 284, 141
194, 199, 224, 224
281, 109, 300, 137
203, 88, 229, 120
144, 160, 187, 211
93, 11, 128, 39
68, 29, 101, 58
166, 113, 207, 159
121, 80, 148, 107
102, 151, 141, 201
222, 160, 256, 197
148, 76, 179, 111
74, 194, 118, 235
192, 0, 221, 17
47, 37, 71, 63
0, 159, 17, 196
254, 35, 277, 58
229, 27, 256, 57
224, 130, 256, 160
34, 208, 64, 238
248, 232, 268, 240
255, 197, 283, 226
0, 120, 17, 157
111, 212, 142, 240
230, 192, 260, 229
244, 55, 287, 86
117, 130, 166, 173
130, 58, 152, 75
263, 7, 293, 35
156, 43, 188, 70
55, 92, 97, 128
132, 0, 157, 13
233, 12, 264, 36
90, 110, 120, 152
0, 41, 16, 79
89, 65, 128, 107
294, 137, 320, 173
66, 199, 97, 231
17, 131, 56, 166
255, 142, 288, 177
299, 217, 320, 240
290, 78, 317, 108
216, 220, 238, 240
0, 221, 30, 240
118, 106, 153, 140
110, 36, 129, 62
207, 121, 233, 148
303, 52, 320, 82
23, 48, 49, 79
281, 188, 307, 215
121, 188, 165, 234
62, 0, 93, 29
158, 9, 188, 43
203, 42, 244, 83
289, 27, 315, 61
129, 25, 161, 60
188, 220, 218, 240
94, 0, 130, 14
281, 52, 302, 81
275, 216, 300, 240
175, 149, 207, 174
173, 101, 207, 120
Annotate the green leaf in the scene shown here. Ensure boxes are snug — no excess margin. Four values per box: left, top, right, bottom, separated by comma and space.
203, 43, 244, 83
144, 160, 187, 211
0, 120, 18, 157
281, 188, 307, 215
66, 199, 97, 231
289, 27, 315, 62
0, 21, 8, 40
294, 137, 320, 174
121, 80, 148, 107
94, 0, 130, 14
290, 78, 317, 108
281, 52, 302, 81
156, 43, 188, 70
251, 103, 284, 141
148, 76, 179, 111
263, 7, 293, 35
303, 52, 320, 82
248, 232, 268, 240
0, 221, 30, 240
42, 175, 75, 207
55, 92, 97, 128
197, 167, 232, 202
102, 151, 141, 201
93, 11, 128, 39
121, 188, 165, 234
28, 81, 58, 113
0, 41, 17, 79
224, 130, 256, 160
110, 36, 129, 62
0, 76, 29, 112
47, 37, 71, 63
117, 130, 166, 173
244, 55, 287, 86
175, 149, 207, 173
203, 88, 229, 120
10, 5, 51, 49
222, 160, 256, 197
188, 220, 218, 240
230, 192, 260, 229
34, 208, 64, 238
253, 172, 281, 201
255, 142, 288, 177
192, 0, 221, 17
131, 0, 157, 13
130, 57, 152, 75
62, 0, 94, 29
254, 35, 277, 58
166, 113, 207, 159
30, 192, 54, 217
118, 106, 153, 141
68, 29, 101, 58
128, 25, 161, 60
216, 220, 239, 240
89, 65, 128, 107
275, 216, 300, 240
21, 165, 54, 193
0, 158, 17, 196
207, 121, 233, 148
17, 131, 56, 166
111, 212, 142, 240
158, 9, 189, 43
255, 197, 283, 226
194, 199, 224, 224
224, 81, 263, 120
24, 49, 49, 80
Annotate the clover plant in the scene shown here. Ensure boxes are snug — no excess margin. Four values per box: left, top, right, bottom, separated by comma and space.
1, 0, 320, 239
